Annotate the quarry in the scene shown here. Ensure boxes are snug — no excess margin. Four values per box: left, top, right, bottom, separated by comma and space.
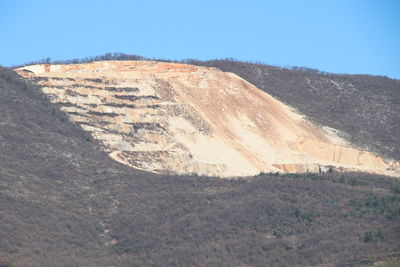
16, 61, 399, 177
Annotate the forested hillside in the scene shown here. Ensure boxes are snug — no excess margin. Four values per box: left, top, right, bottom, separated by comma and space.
1, 65, 400, 266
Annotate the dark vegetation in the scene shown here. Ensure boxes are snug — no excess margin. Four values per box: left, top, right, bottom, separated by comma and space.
2, 56, 400, 266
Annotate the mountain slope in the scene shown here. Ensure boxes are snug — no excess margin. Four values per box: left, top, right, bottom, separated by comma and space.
16, 61, 398, 177
191, 59, 400, 161
1, 66, 400, 266
0, 66, 161, 265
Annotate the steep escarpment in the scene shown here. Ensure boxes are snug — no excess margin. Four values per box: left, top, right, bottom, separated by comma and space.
16, 61, 399, 177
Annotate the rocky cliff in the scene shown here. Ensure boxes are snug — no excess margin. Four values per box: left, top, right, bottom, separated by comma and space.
16, 61, 399, 177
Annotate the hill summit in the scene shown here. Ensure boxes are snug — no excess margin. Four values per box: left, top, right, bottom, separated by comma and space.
16, 61, 399, 177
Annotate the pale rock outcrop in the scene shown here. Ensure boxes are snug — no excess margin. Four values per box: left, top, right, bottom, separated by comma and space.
16, 61, 399, 177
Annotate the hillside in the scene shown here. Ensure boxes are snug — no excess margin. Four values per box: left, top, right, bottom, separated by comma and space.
15, 61, 399, 177
1, 65, 400, 266
191, 59, 400, 161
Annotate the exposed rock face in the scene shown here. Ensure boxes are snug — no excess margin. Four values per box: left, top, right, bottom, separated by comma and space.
16, 61, 399, 177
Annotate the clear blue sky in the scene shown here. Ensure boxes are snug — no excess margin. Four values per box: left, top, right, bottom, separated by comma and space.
1, 0, 399, 78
